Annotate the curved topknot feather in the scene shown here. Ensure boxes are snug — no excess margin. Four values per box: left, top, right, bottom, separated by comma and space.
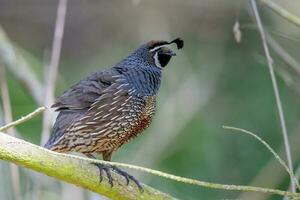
170, 38, 184, 49
148, 38, 184, 50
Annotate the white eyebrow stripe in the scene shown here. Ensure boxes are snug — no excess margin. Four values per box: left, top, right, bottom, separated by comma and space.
154, 52, 162, 69
149, 44, 170, 52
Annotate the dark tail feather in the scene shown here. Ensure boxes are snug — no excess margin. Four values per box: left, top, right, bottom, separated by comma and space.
44, 139, 55, 149
43, 110, 86, 151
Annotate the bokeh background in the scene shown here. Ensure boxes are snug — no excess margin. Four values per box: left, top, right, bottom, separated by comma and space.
1, 0, 300, 199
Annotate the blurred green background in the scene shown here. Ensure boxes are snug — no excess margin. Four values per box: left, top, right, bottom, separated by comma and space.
1, 0, 300, 200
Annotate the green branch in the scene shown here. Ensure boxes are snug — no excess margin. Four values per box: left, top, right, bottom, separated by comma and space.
0, 132, 299, 199
0, 132, 175, 200
1, 108, 299, 199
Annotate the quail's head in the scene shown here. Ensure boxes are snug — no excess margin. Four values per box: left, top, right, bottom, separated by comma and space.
129, 38, 184, 69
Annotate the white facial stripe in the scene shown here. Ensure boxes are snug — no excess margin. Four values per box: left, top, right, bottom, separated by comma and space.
149, 44, 170, 52
154, 52, 162, 69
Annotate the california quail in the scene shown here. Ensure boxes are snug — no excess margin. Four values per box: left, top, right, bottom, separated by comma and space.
44, 38, 184, 190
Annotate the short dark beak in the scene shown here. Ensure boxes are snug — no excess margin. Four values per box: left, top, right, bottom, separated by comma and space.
165, 49, 176, 56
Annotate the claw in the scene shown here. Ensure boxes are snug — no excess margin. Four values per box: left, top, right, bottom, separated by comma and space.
91, 163, 143, 191
99, 165, 103, 182
92, 163, 114, 187
111, 166, 143, 192
104, 166, 113, 187
113, 166, 130, 185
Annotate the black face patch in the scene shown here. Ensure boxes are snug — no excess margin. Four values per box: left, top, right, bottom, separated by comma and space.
158, 53, 172, 67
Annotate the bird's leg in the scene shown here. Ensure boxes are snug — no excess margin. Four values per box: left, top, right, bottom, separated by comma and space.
102, 151, 143, 191
86, 154, 114, 187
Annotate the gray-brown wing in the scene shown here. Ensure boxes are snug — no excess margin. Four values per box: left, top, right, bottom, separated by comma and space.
49, 78, 140, 153
52, 70, 120, 111
44, 69, 122, 149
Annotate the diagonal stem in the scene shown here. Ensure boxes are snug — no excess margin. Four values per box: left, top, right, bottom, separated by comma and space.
0, 26, 43, 105
260, 0, 300, 28
0, 107, 45, 132
41, 0, 68, 145
0, 65, 21, 200
250, 0, 295, 193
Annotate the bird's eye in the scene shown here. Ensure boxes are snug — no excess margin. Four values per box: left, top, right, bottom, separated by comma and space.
153, 48, 174, 68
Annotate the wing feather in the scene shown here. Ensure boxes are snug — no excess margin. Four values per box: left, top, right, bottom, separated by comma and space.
45, 69, 122, 149
52, 69, 120, 111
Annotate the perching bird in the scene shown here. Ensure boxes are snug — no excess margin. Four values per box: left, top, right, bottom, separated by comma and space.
44, 38, 184, 190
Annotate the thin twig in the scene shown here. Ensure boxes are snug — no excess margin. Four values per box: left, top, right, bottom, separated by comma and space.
238, 125, 300, 200
223, 126, 300, 190
250, 0, 295, 192
41, 0, 68, 145
0, 65, 21, 200
77, 159, 298, 198
0, 107, 45, 132
260, 0, 300, 28
0, 66, 15, 136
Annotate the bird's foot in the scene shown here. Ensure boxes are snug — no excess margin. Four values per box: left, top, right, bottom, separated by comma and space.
111, 166, 143, 192
92, 163, 114, 186
92, 163, 143, 191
